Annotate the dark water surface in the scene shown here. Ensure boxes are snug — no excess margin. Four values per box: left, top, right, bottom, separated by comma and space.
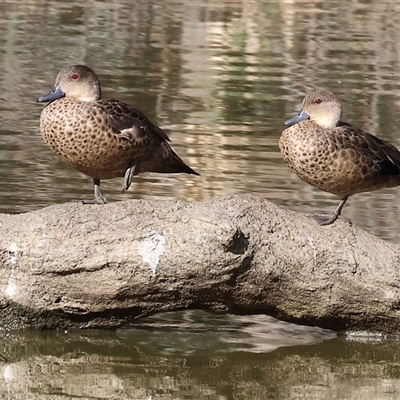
1, 0, 400, 398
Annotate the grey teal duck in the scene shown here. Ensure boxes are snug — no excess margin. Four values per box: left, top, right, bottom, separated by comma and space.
37, 65, 199, 204
279, 90, 400, 225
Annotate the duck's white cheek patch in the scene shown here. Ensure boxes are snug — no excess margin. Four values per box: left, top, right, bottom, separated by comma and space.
138, 232, 166, 277
6, 243, 19, 297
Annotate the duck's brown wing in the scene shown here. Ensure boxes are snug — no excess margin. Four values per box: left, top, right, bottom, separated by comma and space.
339, 124, 400, 176
365, 133, 400, 175
98, 99, 199, 182
100, 99, 171, 143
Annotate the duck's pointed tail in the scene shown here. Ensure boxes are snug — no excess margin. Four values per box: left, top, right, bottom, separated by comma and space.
138, 142, 199, 176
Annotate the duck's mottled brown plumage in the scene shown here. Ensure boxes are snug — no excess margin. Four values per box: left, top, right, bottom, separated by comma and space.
279, 90, 400, 225
37, 64, 198, 203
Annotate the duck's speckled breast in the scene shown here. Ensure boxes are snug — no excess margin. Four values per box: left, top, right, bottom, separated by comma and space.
40, 98, 138, 179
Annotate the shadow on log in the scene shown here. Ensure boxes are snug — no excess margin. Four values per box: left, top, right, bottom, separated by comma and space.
0, 194, 399, 331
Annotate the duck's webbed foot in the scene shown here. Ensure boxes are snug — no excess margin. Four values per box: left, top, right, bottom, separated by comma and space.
311, 212, 339, 226
311, 195, 349, 226
122, 164, 136, 192
82, 179, 107, 204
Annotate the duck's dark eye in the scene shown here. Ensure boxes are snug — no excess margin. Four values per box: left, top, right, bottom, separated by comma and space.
71, 73, 79, 80
314, 98, 322, 104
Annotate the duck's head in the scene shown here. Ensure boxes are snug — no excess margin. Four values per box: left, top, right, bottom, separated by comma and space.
37, 65, 101, 103
284, 90, 342, 129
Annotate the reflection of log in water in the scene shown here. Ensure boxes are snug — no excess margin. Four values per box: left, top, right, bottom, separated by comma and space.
0, 195, 399, 332
121, 311, 334, 354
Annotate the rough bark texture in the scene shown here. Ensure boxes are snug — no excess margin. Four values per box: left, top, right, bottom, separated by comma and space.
1, 194, 399, 331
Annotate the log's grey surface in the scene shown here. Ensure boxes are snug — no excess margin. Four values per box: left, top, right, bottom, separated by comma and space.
0, 194, 399, 331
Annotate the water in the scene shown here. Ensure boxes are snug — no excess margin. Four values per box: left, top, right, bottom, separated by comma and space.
2, 311, 400, 400
1, 0, 400, 398
3, 0, 400, 240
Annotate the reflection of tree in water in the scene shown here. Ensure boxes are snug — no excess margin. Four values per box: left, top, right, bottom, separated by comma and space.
0, 1, 400, 239
1, 322, 399, 399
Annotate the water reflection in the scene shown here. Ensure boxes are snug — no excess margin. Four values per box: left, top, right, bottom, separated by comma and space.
0, 0, 399, 240
119, 311, 335, 355
1, 311, 400, 400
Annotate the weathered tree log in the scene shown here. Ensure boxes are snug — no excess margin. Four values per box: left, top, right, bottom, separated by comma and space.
0, 194, 399, 331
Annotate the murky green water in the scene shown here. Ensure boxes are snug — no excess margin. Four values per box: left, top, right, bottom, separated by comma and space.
2, 311, 400, 400
1, 0, 400, 398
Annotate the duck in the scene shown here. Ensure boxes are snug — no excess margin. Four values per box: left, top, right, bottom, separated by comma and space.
37, 64, 199, 204
279, 90, 400, 225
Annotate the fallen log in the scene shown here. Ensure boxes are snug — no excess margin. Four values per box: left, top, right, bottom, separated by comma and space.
1, 194, 399, 331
